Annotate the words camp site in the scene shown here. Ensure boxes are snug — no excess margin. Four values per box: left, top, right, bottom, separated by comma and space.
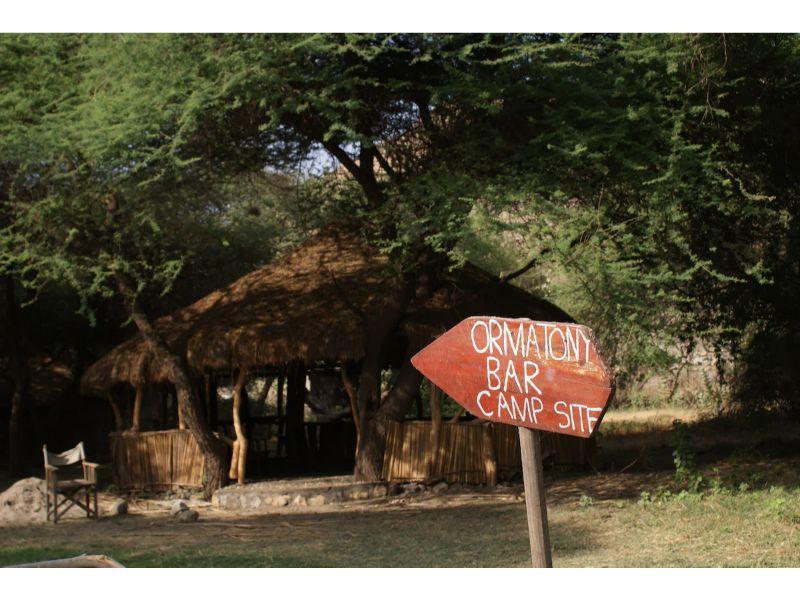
468, 318, 604, 436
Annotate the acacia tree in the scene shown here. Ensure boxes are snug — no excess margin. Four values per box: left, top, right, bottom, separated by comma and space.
0, 35, 87, 474
7, 33, 796, 487
186, 33, 609, 479
464, 34, 800, 410
1, 34, 284, 493
24, 33, 575, 480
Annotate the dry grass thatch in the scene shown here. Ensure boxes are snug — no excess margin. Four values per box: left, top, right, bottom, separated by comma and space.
81, 226, 571, 396
0, 358, 74, 407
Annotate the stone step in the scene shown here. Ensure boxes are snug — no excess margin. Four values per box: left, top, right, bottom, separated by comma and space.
213, 481, 391, 510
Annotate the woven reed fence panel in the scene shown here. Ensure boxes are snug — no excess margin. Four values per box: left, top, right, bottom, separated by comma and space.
491, 423, 522, 479
109, 430, 205, 491
382, 421, 519, 484
382, 420, 595, 484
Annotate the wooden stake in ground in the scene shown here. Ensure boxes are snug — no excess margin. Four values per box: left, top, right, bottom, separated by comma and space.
230, 369, 248, 484
411, 316, 614, 568
131, 384, 143, 432
518, 427, 551, 567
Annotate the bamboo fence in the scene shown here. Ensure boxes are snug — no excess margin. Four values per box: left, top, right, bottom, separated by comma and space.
109, 429, 205, 490
382, 420, 594, 484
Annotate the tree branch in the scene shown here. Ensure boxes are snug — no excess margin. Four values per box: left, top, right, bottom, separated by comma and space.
377, 359, 423, 421
372, 145, 397, 181
498, 253, 544, 284
322, 141, 383, 207
499, 226, 593, 284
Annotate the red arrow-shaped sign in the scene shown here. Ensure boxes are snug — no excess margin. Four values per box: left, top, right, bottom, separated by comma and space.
411, 317, 614, 438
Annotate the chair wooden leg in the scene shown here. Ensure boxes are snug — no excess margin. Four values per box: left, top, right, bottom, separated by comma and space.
53, 491, 59, 524
45, 488, 51, 522
93, 487, 98, 518
85, 487, 90, 517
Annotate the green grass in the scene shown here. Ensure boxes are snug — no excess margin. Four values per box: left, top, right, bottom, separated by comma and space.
5, 412, 800, 567
2, 467, 799, 567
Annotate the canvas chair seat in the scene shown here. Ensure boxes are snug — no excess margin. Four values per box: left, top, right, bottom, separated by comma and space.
43, 442, 99, 523
55, 478, 93, 490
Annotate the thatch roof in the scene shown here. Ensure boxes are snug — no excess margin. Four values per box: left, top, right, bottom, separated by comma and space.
81, 226, 571, 397
0, 358, 74, 407
80, 288, 227, 397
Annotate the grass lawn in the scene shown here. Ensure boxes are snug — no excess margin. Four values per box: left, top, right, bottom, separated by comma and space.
1, 459, 799, 567
3, 410, 798, 567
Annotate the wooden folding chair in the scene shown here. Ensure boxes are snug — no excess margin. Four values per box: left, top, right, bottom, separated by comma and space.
43, 442, 99, 523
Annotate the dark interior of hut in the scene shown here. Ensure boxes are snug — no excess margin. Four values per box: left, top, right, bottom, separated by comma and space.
105, 362, 368, 488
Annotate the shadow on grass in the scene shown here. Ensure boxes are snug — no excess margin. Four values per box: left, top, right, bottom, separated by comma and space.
0, 501, 600, 568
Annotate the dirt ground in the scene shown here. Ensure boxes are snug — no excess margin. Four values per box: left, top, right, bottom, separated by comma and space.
2, 408, 799, 567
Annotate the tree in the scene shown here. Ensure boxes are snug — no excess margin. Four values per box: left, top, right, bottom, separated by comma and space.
461, 34, 799, 412
0, 34, 280, 493
0, 34, 86, 474
193, 33, 607, 478
5, 33, 797, 488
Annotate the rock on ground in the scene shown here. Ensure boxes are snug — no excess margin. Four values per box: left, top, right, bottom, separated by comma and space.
169, 500, 188, 516
177, 508, 199, 523
432, 481, 449, 494
0, 478, 47, 523
110, 498, 128, 515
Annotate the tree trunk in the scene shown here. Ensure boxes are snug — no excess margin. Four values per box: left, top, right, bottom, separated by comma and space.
353, 417, 388, 481
207, 375, 219, 432
354, 359, 422, 481
340, 362, 361, 446
5, 276, 30, 477
350, 257, 440, 481
8, 373, 29, 476
115, 275, 226, 499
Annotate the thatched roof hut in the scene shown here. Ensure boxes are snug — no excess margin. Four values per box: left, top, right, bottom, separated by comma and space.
80, 225, 590, 490
82, 226, 570, 397
82, 227, 571, 395
0, 358, 74, 408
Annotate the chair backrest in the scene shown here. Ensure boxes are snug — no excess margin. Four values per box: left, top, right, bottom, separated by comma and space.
43, 442, 85, 468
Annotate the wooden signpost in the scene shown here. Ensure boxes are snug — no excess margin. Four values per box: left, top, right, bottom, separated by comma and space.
411, 316, 614, 567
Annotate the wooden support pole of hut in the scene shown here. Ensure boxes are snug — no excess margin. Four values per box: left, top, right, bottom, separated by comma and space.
177, 393, 186, 430
107, 393, 125, 431
229, 368, 248, 484
481, 422, 498, 487
285, 361, 308, 466
340, 364, 360, 446
157, 389, 167, 430
276, 367, 285, 457
207, 374, 218, 432
131, 384, 143, 432
204, 374, 212, 426
427, 386, 442, 481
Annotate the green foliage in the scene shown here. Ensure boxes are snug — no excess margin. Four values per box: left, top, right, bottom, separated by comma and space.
1, 33, 798, 421
462, 34, 800, 412
671, 419, 702, 491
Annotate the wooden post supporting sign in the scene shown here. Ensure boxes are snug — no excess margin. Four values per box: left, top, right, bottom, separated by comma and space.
411, 316, 613, 568
518, 427, 552, 567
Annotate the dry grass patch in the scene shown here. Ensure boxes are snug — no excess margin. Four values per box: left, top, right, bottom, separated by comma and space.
1, 456, 798, 567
